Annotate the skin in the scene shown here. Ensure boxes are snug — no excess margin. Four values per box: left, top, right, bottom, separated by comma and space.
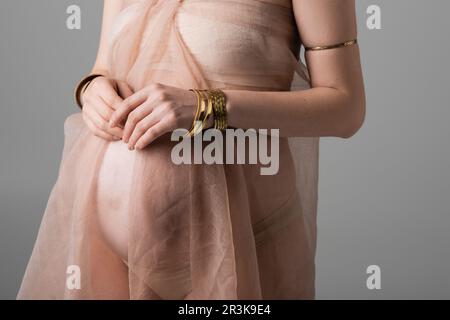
83, 0, 365, 150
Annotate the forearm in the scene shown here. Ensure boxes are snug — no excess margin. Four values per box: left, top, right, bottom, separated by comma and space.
224, 86, 365, 138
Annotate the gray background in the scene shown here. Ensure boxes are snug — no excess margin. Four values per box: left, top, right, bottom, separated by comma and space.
1, 0, 449, 299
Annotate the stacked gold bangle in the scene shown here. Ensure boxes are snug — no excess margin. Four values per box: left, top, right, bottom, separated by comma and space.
186, 89, 228, 137
74, 74, 106, 109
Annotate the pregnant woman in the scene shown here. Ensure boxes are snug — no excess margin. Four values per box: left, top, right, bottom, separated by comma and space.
18, 0, 365, 299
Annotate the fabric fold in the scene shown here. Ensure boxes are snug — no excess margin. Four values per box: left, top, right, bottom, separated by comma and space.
18, 0, 318, 300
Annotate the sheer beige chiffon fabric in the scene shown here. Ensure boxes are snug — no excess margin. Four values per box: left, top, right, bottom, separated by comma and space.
17, 0, 319, 299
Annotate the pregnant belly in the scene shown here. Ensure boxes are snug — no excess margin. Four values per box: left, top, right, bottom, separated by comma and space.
97, 141, 136, 262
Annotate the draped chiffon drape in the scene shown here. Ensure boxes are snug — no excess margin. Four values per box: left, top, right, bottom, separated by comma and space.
17, 0, 319, 300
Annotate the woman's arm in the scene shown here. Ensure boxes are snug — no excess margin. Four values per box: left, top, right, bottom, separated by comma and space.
224, 0, 365, 138
90, 0, 124, 75
110, 0, 366, 149
80, 0, 132, 141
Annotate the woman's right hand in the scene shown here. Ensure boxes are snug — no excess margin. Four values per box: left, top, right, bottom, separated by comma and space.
81, 76, 132, 141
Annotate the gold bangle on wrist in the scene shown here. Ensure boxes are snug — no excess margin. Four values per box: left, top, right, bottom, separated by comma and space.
74, 74, 106, 110
200, 89, 228, 132
186, 88, 228, 137
187, 89, 201, 136
305, 39, 358, 52
210, 89, 228, 130
200, 90, 214, 129
186, 89, 208, 137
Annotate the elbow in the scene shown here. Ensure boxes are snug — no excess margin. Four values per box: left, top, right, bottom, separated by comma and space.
338, 94, 366, 139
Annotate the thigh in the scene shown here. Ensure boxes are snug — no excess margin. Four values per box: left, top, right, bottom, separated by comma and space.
254, 193, 316, 299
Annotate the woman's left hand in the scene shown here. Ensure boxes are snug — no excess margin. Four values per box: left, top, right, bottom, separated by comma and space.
109, 83, 197, 150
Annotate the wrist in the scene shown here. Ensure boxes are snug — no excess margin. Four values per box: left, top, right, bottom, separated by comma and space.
74, 73, 107, 109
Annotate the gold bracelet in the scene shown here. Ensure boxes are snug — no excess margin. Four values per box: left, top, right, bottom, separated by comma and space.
305, 39, 358, 52
186, 89, 210, 137
200, 90, 214, 129
194, 90, 206, 135
208, 90, 220, 129
74, 74, 106, 109
186, 89, 228, 137
187, 89, 201, 136
216, 90, 227, 130
208, 89, 228, 130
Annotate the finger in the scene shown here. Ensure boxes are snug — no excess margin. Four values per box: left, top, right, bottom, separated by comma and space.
117, 81, 134, 100
99, 82, 124, 111
109, 89, 149, 128
92, 97, 125, 129
134, 120, 171, 150
92, 97, 115, 122
85, 107, 124, 139
122, 101, 156, 143
86, 107, 124, 138
127, 110, 162, 149
83, 113, 120, 141
85, 97, 123, 134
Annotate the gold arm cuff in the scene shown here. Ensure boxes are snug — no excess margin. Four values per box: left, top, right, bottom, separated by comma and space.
305, 39, 358, 52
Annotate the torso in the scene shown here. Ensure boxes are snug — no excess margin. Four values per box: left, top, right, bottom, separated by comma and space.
96, 0, 302, 262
